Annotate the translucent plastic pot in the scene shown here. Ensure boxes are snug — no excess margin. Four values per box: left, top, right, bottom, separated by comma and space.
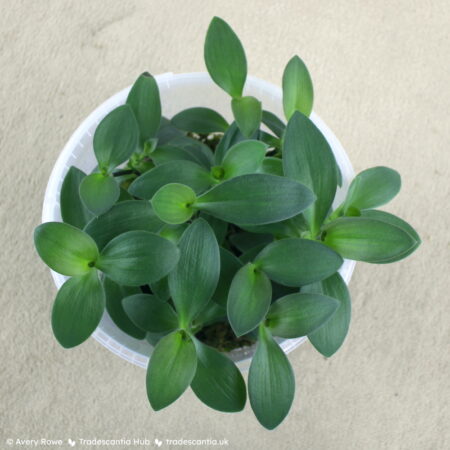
42, 72, 356, 371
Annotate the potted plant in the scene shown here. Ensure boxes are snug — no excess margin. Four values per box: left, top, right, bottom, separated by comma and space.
34, 17, 420, 429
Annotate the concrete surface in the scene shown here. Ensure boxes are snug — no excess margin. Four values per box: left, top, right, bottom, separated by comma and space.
1, 1, 449, 449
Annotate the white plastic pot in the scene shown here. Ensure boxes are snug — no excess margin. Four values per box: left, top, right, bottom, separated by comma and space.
42, 72, 355, 371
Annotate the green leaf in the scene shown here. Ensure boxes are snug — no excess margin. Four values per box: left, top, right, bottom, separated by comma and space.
79, 173, 120, 216
229, 231, 273, 253
128, 160, 212, 200
227, 263, 272, 337
171, 107, 228, 134
199, 213, 228, 245
93, 104, 139, 173
343, 167, 401, 212
122, 294, 178, 333
259, 131, 281, 150
158, 224, 188, 244
168, 136, 214, 169
84, 200, 164, 250
303, 273, 351, 357
255, 238, 343, 286
212, 248, 243, 307
193, 302, 226, 328
103, 278, 145, 340
239, 243, 267, 265
96, 231, 179, 286
168, 219, 220, 325
282, 55, 314, 119
191, 339, 246, 412
266, 293, 339, 338
157, 116, 186, 145
249, 325, 295, 429
204, 17, 247, 98
323, 217, 418, 263
60, 166, 94, 229
146, 330, 197, 410
195, 174, 315, 226
260, 157, 283, 176
221, 140, 266, 179
359, 210, 421, 262
231, 96, 262, 138
150, 276, 171, 302
151, 183, 197, 225
283, 111, 337, 234
151, 145, 202, 166
34, 222, 99, 276
126, 72, 161, 144
51, 270, 105, 348
261, 110, 286, 138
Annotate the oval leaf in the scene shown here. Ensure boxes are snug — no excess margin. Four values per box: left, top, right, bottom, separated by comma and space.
171, 107, 228, 134
93, 104, 139, 173
261, 110, 286, 138
126, 72, 161, 144
323, 217, 418, 263
231, 96, 262, 138
302, 273, 351, 357
146, 330, 197, 410
196, 174, 315, 226
227, 263, 272, 337
255, 238, 343, 286
79, 173, 120, 216
266, 292, 339, 338
344, 166, 401, 212
84, 200, 164, 250
51, 270, 105, 348
103, 278, 145, 340
283, 111, 337, 234
260, 157, 283, 177
212, 248, 243, 307
60, 166, 94, 229
129, 160, 212, 200
168, 219, 220, 325
96, 231, 179, 286
282, 55, 314, 119
34, 222, 99, 276
122, 294, 178, 333
204, 17, 247, 98
191, 339, 246, 412
151, 183, 197, 225
221, 140, 266, 179
248, 325, 295, 429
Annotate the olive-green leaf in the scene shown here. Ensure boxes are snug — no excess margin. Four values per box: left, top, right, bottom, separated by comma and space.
323, 217, 418, 263
51, 270, 105, 348
214, 122, 250, 165
282, 55, 314, 119
266, 292, 339, 338
34, 222, 99, 276
158, 224, 189, 244
79, 173, 120, 216
84, 200, 164, 250
122, 294, 178, 333
126, 72, 161, 144
128, 160, 212, 200
231, 96, 262, 138
212, 248, 243, 307
260, 157, 283, 177
168, 219, 220, 325
283, 111, 337, 235
93, 104, 139, 173
261, 110, 286, 138
248, 325, 295, 429
171, 107, 229, 134
255, 238, 343, 286
359, 210, 421, 262
146, 330, 197, 411
151, 183, 197, 225
191, 338, 246, 412
221, 140, 266, 179
303, 273, 351, 357
227, 263, 272, 337
103, 278, 145, 340
96, 231, 179, 286
60, 166, 94, 229
195, 174, 315, 226
204, 17, 247, 98
343, 166, 401, 212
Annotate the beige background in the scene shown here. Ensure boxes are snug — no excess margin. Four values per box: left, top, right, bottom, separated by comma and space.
1, 1, 449, 449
